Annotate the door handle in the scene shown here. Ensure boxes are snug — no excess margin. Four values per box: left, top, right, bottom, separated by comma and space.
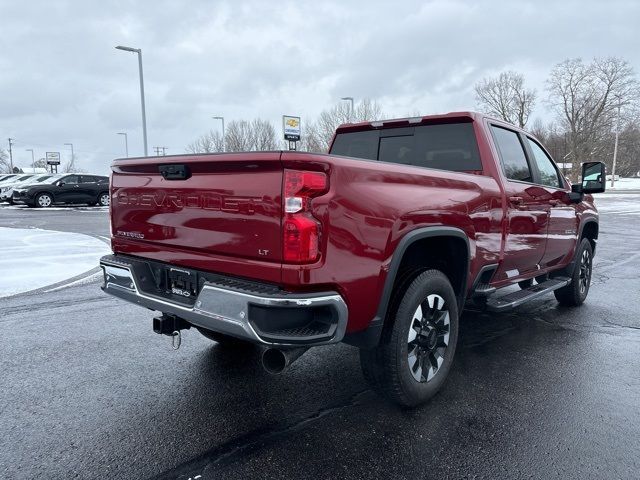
509, 196, 524, 206
74, 185, 79, 188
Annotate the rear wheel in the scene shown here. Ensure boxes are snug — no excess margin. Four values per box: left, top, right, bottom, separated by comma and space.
98, 192, 109, 207
35, 193, 53, 208
554, 238, 593, 306
360, 269, 459, 407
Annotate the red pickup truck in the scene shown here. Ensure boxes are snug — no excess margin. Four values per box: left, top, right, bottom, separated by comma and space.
100, 112, 605, 406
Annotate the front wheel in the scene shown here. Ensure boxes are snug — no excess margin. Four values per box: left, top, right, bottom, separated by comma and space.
554, 238, 593, 306
360, 269, 459, 407
35, 193, 53, 208
98, 192, 110, 207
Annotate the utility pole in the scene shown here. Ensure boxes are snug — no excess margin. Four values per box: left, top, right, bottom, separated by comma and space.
153, 146, 167, 156
154, 146, 161, 156
7, 138, 14, 172
611, 101, 622, 189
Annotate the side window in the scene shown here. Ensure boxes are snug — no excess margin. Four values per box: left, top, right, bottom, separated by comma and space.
491, 126, 532, 182
63, 175, 79, 184
526, 138, 562, 188
81, 176, 97, 183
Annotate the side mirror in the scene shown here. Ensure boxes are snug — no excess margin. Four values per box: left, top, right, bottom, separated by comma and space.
56, 181, 65, 187
580, 161, 606, 194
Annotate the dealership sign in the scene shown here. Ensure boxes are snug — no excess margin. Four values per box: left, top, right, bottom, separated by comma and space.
46, 152, 61, 165
283, 115, 301, 141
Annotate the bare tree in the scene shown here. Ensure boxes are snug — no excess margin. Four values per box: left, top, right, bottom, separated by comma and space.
475, 71, 536, 127
0, 149, 10, 174
250, 118, 278, 151
187, 118, 278, 153
186, 130, 224, 153
62, 154, 77, 173
304, 99, 383, 153
547, 57, 639, 174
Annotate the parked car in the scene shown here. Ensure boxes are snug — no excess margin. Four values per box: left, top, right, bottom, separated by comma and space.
0, 174, 33, 188
12, 174, 110, 207
100, 111, 605, 406
0, 175, 40, 202
0, 174, 61, 204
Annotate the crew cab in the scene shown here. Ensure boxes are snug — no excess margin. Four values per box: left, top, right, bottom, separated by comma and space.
12, 174, 110, 207
100, 112, 605, 406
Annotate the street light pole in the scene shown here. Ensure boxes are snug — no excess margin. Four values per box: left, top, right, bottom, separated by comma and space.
64, 143, 74, 162
116, 45, 148, 156
341, 97, 354, 122
26, 149, 35, 170
212, 116, 225, 152
117, 132, 129, 157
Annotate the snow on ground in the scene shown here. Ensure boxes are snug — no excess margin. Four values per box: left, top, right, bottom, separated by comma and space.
0, 227, 111, 298
606, 177, 640, 191
593, 193, 640, 215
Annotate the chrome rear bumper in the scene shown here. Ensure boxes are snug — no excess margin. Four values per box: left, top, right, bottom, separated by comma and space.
100, 255, 348, 347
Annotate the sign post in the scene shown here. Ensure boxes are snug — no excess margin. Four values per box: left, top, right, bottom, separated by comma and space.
283, 115, 301, 151
46, 152, 61, 173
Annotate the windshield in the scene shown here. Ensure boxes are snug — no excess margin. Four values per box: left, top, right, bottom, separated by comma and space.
330, 122, 483, 172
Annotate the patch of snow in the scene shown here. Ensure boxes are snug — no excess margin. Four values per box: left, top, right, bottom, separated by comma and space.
0, 227, 111, 298
605, 177, 640, 191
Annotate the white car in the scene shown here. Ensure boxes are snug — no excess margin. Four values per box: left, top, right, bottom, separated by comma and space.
0, 174, 60, 203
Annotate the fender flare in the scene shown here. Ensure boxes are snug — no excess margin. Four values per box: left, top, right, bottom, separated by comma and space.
560, 218, 599, 277
343, 226, 470, 348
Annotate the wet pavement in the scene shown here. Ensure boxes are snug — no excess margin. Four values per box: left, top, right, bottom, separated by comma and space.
1, 195, 639, 479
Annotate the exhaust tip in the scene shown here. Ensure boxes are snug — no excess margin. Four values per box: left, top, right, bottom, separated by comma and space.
262, 348, 287, 374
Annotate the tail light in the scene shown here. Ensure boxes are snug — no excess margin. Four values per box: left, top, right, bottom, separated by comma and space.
283, 169, 327, 263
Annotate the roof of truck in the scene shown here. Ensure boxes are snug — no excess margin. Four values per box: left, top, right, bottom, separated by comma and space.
334, 111, 508, 134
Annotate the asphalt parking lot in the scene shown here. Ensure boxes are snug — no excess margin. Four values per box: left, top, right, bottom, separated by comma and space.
1, 195, 639, 479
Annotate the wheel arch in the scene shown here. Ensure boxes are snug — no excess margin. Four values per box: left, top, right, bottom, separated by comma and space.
344, 226, 470, 348
580, 219, 598, 253
35, 190, 55, 202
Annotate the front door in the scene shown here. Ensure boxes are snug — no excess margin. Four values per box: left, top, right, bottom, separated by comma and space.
55, 175, 82, 203
490, 125, 549, 283
524, 137, 578, 267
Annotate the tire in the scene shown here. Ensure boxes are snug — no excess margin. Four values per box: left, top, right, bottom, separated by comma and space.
35, 193, 53, 208
98, 192, 110, 207
360, 269, 459, 407
554, 238, 593, 306
518, 279, 533, 289
197, 328, 253, 347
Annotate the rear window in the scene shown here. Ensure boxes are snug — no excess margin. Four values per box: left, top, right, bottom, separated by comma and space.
330, 122, 482, 172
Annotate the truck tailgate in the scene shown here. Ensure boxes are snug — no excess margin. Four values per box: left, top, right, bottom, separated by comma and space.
110, 153, 283, 265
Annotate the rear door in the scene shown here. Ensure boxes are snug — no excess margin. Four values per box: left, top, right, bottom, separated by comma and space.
490, 125, 549, 282
524, 137, 578, 267
77, 175, 99, 202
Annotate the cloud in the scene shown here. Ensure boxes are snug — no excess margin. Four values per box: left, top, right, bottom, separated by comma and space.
0, 0, 638, 174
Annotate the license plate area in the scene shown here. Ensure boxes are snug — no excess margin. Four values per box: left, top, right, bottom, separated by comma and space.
166, 267, 199, 304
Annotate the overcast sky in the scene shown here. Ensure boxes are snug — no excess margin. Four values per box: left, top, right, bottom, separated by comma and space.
1, 0, 638, 174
